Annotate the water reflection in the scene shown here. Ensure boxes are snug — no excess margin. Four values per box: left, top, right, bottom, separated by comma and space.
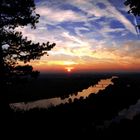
10, 76, 118, 111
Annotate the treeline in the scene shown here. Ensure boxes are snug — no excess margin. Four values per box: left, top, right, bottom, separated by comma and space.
6, 73, 109, 103
7, 73, 140, 139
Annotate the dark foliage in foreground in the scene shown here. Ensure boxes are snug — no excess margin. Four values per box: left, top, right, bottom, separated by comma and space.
124, 0, 140, 16
0, 0, 55, 86
124, 0, 140, 29
2, 73, 140, 139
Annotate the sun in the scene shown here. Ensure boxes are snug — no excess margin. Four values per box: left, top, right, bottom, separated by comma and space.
65, 67, 74, 72
67, 68, 71, 72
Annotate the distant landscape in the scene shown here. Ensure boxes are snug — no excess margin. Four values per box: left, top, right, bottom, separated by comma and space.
2, 72, 140, 138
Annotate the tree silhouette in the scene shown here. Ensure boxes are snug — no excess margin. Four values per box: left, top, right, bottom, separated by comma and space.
124, 0, 140, 16
124, 0, 140, 28
0, 0, 56, 85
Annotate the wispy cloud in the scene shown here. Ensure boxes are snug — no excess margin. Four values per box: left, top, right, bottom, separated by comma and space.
17, 0, 140, 72
36, 6, 86, 23
105, 0, 136, 35
68, 0, 136, 34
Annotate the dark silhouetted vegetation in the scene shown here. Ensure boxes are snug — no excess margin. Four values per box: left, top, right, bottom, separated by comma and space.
4, 73, 140, 139
124, 0, 140, 16
0, 0, 56, 116
7, 73, 107, 103
0, 0, 55, 86
124, 0, 140, 28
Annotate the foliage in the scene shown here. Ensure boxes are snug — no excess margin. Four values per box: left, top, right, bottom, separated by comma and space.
124, 0, 140, 16
0, 0, 55, 85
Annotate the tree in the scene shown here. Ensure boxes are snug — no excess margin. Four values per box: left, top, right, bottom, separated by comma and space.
124, 0, 140, 16
0, 0, 56, 86
124, 0, 140, 28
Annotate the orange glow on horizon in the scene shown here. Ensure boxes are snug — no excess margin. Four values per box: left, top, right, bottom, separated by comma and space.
29, 59, 140, 73
67, 69, 71, 72
65, 67, 74, 72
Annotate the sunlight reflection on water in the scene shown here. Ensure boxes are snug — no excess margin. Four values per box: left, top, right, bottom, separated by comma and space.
10, 76, 118, 111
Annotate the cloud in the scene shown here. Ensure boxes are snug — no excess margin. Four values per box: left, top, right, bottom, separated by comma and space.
105, 0, 136, 35
47, 60, 78, 66
19, 23, 140, 66
101, 26, 125, 33
36, 6, 86, 23
68, 0, 136, 35
16, 0, 140, 71
92, 40, 140, 66
75, 27, 90, 36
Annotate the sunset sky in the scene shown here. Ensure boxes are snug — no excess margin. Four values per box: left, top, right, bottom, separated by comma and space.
19, 0, 140, 73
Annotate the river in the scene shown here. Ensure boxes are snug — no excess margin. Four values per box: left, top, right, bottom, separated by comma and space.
10, 76, 118, 111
